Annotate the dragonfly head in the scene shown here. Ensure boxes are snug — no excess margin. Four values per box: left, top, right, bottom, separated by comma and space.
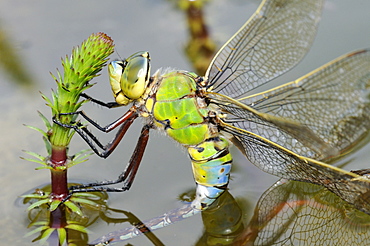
108, 51, 151, 105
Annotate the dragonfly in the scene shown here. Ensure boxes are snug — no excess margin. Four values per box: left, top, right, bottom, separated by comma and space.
55, 0, 370, 213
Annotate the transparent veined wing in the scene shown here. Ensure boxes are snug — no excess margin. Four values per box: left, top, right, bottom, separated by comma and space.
240, 49, 370, 160
210, 91, 336, 160
205, 0, 323, 99
220, 121, 370, 215
209, 49, 370, 161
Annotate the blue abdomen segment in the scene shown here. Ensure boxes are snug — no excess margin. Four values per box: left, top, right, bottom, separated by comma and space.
188, 137, 233, 209
194, 157, 232, 186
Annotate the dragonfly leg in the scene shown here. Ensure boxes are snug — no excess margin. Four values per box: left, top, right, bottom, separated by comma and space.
58, 106, 137, 133
80, 93, 121, 108
69, 125, 150, 193
53, 109, 138, 158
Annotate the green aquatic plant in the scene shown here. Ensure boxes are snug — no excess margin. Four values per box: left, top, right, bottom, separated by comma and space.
22, 32, 114, 245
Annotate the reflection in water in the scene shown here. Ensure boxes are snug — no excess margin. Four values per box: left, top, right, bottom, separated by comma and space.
237, 179, 370, 245
89, 199, 200, 245
90, 190, 245, 245
195, 191, 245, 246
22, 184, 108, 245
175, 0, 217, 75
23, 183, 171, 246
89, 173, 370, 245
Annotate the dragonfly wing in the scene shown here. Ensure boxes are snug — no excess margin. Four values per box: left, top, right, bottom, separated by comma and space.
221, 122, 370, 214
240, 49, 370, 161
205, 0, 323, 99
210, 92, 336, 160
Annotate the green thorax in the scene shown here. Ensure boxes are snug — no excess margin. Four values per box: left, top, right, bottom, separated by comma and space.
145, 71, 212, 146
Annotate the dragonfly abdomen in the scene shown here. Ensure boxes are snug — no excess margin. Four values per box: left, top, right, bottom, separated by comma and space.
188, 137, 232, 187
188, 137, 233, 210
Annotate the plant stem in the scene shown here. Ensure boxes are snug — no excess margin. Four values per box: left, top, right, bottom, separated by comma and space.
47, 33, 114, 200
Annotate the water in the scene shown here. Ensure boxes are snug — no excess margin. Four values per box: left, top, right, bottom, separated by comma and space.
0, 0, 369, 245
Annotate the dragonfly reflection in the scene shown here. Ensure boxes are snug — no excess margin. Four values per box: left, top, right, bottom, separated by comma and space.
89, 173, 370, 245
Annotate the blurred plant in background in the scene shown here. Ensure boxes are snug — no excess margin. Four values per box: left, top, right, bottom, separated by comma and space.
169, 0, 216, 75
0, 21, 34, 86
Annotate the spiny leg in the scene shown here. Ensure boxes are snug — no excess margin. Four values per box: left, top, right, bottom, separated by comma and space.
53, 109, 138, 158
69, 125, 150, 193
80, 93, 121, 109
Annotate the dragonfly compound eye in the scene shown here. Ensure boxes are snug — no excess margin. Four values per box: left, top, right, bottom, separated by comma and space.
108, 51, 150, 105
109, 60, 131, 105
121, 51, 150, 99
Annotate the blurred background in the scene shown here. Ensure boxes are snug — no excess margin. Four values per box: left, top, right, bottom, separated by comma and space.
0, 0, 369, 245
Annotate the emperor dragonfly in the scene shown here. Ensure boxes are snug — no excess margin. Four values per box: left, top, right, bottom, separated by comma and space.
56, 0, 370, 212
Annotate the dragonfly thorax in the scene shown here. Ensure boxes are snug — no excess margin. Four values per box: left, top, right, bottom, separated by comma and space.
108, 51, 151, 106
141, 70, 221, 146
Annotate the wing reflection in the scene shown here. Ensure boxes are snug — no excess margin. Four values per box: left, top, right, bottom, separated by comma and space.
89, 170, 370, 245
236, 177, 370, 245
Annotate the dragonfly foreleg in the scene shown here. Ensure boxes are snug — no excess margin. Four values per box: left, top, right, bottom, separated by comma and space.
58, 108, 136, 133
80, 93, 121, 108
53, 109, 138, 158
68, 125, 150, 193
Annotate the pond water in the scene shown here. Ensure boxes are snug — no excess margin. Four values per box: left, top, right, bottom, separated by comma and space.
0, 0, 370, 245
